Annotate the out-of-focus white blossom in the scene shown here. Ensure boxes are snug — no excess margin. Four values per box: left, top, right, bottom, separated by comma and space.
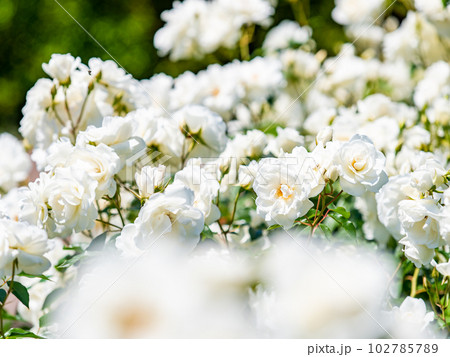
263, 20, 311, 53
0, 133, 32, 192
256, 237, 393, 338
332, 0, 385, 26
154, 0, 274, 61
383, 12, 448, 66
385, 297, 436, 338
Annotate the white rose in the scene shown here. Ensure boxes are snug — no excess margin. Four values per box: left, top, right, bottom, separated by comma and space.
414, 61, 450, 109
135, 165, 167, 199
434, 260, 450, 277
42, 53, 82, 84
386, 297, 435, 338
315, 126, 333, 145
265, 127, 304, 157
0, 218, 51, 276
332, 0, 385, 25
400, 237, 435, 268
215, 0, 274, 27
376, 174, 412, 240
47, 140, 121, 199
0, 188, 26, 221
47, 167, 98, 237
0, 133, 32, 192
443, 188, 450, 206
77, 115, 145, 164
334, 134, 388, 196
174, 161, 220, 224
19, 172, 53, 231
355, 192, 390, 245
129, 108, 184, 160
173, 105, 228, 154
263, 20, 311, 52
238, 160, 259, 189
220, 130, 267, 165
253, 155, 314, 228
398, 198, 443, 249
409, 168, 434, 193
438, 206, 450, 244
402, 126, 430, 150
358, 116, 400, 153
304, 108, 336, 136
67, 144, 121, 198
310, 141, 340, 183
116, 184, 204, 256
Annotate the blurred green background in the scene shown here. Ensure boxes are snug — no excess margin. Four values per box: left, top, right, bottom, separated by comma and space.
0, 0, 345, 135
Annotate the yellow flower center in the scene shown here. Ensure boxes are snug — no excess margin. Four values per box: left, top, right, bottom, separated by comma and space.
276, 184, 294, 199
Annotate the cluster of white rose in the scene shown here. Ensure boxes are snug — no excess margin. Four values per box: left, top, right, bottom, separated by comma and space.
0, 0, 449, 338
54, 238, 439, 339
154, 0, 275, 60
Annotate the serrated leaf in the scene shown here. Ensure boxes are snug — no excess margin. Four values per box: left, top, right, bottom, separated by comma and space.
0, 289, 6, 304
7, 281, 29, 308
332, 206, 351, 219
5, 328, 44, 339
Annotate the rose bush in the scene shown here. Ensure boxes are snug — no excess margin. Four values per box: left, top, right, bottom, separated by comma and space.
0, 0, 449, 339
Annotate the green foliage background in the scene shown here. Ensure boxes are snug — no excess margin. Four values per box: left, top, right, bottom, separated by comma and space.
0, 0, 344, 135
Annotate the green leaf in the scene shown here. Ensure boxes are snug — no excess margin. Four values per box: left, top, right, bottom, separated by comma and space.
43, 288, 65, 310
267, 224, 281, 231
331, 206, 351, 219
5, 328, 44, 339
0, 289, 6, 304
87, 232, 107, 251
105, 233, 121, 249
249, 227, 263, 241
320, 223, 332, 239
1, 310, 26, 322
55, 253, 85, 272
328, 211, 347, 226
7, 281, 29, 308
39, 311, 57, 328
343, 221, 357, 238
62, 245, 84, 253
18, 272, 51, 281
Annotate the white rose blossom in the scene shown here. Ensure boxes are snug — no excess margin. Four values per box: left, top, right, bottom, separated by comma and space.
253, 151, 317, 228
0, 133, 32, 192
135, 165, 167, 199
116, 184, 204, 256
334, 134, 388, 196
0, 218, 52, 276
